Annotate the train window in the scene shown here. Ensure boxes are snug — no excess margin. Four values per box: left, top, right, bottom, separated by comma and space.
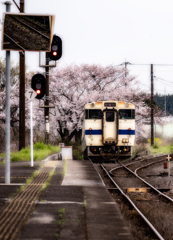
106, 112, 114, 122
85, 109, 102, 119
119, 109, 135, 119
85, 110, 89, 119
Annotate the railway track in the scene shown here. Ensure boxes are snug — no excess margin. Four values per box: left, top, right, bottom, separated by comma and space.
4, 33, 25, 51
0, 161, 57, 240
93, 155, 173, 240
3, 15, 50, 51
10, 15, 50, 40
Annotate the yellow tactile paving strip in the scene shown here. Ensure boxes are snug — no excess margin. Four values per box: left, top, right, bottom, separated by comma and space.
0, 160, 58, 240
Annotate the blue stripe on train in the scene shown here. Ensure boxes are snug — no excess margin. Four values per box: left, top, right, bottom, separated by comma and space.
119, 130, 135, 135
85, 130, 102, 135
85, 129, 135, 135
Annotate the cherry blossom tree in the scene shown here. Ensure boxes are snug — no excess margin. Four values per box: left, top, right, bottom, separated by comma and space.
0, 59, 20, 127
44, 64, 161, 142
0, 60, 163, 145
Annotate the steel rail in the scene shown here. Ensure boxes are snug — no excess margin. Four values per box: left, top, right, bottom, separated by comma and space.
125, 155, 166, 169
134, 163, 173, 202
11, 15, 50, 40
4, 33, 26, 51
22, 16, 50, 32
111, 156, 173, 202
101, 164, 164, 240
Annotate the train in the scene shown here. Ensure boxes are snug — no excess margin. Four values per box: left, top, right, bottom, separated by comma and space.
82, 100, 135, 159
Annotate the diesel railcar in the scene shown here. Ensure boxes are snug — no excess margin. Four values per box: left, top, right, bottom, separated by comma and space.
82, 100, 135, 159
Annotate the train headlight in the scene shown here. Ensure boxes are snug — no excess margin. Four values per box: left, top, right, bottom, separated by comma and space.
122, 138, 129, 143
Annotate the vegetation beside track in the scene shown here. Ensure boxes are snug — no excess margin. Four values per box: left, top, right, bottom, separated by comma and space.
127, 141, 173, 159
1, 139, 172, 163
0, 142, 60, 163
70, 139, 173, 160
148, 144, 173, 154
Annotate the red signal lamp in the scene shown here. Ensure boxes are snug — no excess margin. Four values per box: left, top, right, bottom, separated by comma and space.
48, 35, 62, 61
53, 51, 57, 56
31, 73, 46, 100
36, 89, 41, 94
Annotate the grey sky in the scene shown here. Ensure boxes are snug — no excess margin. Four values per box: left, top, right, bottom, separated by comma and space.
1, 0, 173, 94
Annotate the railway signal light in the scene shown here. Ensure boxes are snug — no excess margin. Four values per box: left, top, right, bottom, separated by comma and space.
31, 74, 46, 99
48, 35, 62, 61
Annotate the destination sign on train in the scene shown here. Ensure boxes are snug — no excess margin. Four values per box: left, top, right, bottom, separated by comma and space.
1, 13, 55, 52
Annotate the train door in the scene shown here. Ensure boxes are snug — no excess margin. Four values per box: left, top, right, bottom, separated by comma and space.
102, 110, 117, 145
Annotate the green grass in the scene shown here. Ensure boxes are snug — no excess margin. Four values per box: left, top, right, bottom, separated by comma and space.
149, 144, 173, 154
10, 142, 60, 162
41, 170, 54, 192
0, 153, 5, 165
17, 170, 39, 193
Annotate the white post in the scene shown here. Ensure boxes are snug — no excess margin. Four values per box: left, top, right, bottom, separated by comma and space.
5, 1, 11, 184
30, 101, 34, 167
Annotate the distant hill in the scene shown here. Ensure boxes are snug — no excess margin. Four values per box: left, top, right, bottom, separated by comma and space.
154, 93, 173, 116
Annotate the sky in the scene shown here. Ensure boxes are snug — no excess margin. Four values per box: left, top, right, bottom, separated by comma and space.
1, 0, 173, 94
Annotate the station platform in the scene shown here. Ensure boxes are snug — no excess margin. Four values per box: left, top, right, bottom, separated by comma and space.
0, 157, 133, 240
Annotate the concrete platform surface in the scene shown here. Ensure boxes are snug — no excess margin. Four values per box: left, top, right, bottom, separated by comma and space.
0, 158, 133, 240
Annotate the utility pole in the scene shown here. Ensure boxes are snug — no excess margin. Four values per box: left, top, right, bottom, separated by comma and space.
125, 61, 128, 77
151, 64, 154, 146
19, 0, 25, 150
45, 53, 49, 144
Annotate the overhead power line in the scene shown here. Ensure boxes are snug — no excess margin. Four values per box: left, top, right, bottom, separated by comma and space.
121, 62, 173, 66
154, 76, 173, 84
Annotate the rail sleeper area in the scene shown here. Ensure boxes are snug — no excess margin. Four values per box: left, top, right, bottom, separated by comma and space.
0, 155, 132, 240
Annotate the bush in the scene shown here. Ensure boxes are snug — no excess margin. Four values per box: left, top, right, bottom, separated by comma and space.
132, 144, 148, 159
148, 137, 161, 149
10, 142, 60, 162
73, 145, 83, 160
64, 141, 83, 160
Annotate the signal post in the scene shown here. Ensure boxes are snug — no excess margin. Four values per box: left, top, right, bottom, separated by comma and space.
45, 52, 50, 144
38, 35, 62, 144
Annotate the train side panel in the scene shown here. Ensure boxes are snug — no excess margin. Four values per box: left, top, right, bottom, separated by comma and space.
118, 120, 135, 146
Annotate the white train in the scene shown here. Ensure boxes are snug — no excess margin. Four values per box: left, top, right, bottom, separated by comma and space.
82, 100, 135, 159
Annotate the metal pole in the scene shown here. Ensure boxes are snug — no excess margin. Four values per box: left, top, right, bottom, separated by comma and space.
165, 87, 166, 121
5, 1, 11, 184
19, 0, 25, 150
45, 53, 49, 144
151, 64, 154, 146
30, 101, 33, 167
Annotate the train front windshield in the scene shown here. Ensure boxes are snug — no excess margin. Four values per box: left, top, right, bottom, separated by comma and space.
85, 109, 102, 119
119, 109, 135, 119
